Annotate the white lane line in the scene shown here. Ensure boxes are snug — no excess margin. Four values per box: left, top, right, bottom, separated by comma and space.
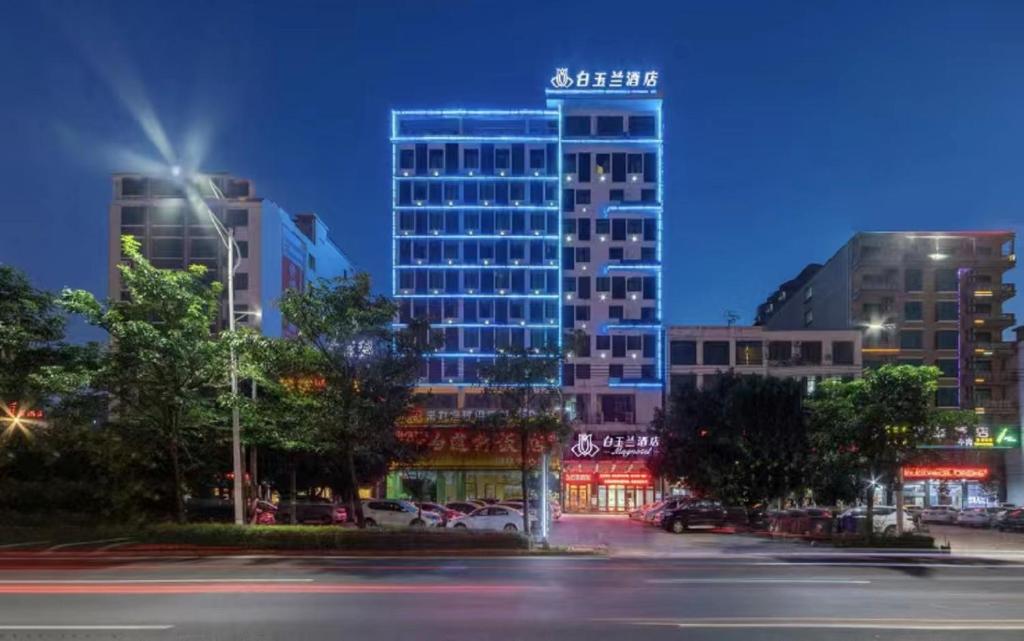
45, 538, 131, 551
612, 618, 1024, 630
0, 541, 49, 549
0, 625, 174, 631
754, 561, 1019, 568
646, 578, 870, 585
0, 578, 315, 584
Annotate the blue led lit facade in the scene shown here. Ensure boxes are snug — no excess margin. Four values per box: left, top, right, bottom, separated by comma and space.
392, 110, 563, 386
389, 82, 666, 511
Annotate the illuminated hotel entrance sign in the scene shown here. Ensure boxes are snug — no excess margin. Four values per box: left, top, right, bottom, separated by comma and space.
549, 68, 659, 90
566, 432, 660, 459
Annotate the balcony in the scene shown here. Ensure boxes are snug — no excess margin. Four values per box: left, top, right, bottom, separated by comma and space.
602, 259, 661, 274
604, 318, 662, 331
970, 341, 1013, 355
974, 312, 1016, 329
973, 399, 1018, 414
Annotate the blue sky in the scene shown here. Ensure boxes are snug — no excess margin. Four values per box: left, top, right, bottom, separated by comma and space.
0, 0, 1020, 339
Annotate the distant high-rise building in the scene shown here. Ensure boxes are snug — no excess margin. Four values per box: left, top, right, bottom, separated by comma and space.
109, 172, 353, 336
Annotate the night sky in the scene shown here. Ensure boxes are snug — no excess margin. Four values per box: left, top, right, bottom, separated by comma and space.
1, 1, 1021, 341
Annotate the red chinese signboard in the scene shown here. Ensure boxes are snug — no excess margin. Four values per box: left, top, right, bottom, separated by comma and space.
595, 472, 652, 486
395, 427, 559, 470
902, 466, 989, 480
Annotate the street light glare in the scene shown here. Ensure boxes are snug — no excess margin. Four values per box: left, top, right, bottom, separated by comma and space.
170, 165, 182, 177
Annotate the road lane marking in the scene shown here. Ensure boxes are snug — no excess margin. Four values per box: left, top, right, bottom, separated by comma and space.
0, 578, 314, 584
607, 618, 1024, 630
755, 561, 1022, 568
645, 578, 871, 585
0, 541, 49, 549
46, 538, 131, 551
0, 625, 174, 631
0, 583, 547, 594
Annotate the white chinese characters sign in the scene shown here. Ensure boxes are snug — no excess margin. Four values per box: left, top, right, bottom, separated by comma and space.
567, 432, 659, 459
550, 68, 659, 90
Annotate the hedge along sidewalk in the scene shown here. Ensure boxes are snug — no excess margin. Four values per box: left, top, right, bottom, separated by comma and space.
0, 524, 555, 554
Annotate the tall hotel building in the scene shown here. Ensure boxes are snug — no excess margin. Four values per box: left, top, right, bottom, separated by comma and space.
390, 69, 664, 511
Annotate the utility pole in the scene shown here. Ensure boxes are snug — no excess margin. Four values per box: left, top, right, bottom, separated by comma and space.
227, 228, 244, 525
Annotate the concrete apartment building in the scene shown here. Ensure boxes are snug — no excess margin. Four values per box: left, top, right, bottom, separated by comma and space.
109, 172, 353, 336
666, 325, 863, 396
758, 231, 1020, 507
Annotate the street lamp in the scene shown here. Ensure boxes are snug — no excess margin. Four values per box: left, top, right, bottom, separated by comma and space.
177, 171, 246, 526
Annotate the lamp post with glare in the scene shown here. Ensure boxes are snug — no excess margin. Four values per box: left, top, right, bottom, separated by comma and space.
176, 171, 246, 526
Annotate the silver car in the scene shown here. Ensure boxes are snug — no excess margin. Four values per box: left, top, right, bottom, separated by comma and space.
920, 505, 959, 524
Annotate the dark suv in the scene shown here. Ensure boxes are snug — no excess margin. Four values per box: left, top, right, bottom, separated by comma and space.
661, 499, 729, 534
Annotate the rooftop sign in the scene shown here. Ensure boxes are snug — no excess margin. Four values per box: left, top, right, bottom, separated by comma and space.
548, 68, 660, 93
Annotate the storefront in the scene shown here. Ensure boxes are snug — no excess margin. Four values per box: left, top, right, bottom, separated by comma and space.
902, 465, 999, 508
387, 422, 560, 504
562, 431, 661, 513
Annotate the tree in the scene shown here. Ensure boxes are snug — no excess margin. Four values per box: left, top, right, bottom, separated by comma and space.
0, 265, 98, 436
61, 236, 229, 522
479, 346, 570, 537
806, 365, 975, 538
652, 373, 809, 508
277, 273, 424, 528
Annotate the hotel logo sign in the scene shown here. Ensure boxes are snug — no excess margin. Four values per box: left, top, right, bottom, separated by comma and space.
567, 432, 660, 459
550, 68, 659, 90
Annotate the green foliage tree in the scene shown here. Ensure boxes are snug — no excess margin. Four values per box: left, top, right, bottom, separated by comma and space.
61, 236, 229, 522
276, 273, 424, 528
806, 364, 975, 538
479, 346, 570, 537
652, 373, 808, 508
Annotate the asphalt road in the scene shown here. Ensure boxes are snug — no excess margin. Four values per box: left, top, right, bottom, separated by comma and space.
2, 517, 1024, 641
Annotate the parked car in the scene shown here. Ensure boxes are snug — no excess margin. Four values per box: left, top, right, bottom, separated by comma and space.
445, 501, 483, 515
836, 506, 915, 536
275, 498, 347, 525
185, 497, 276, 524
416, 502, 460, 525
996, 509, 1024, 532
629, 502, 654, 521
920, 505, 960, 524
661, 500, 729, 534
447, 505, 526, 532
497, 500, 545, 527
644, 498, 687, 525
994, 505, 1018, 527
955, 508, 996, 528
769, 507, 835, 538
361, 499, 442, 528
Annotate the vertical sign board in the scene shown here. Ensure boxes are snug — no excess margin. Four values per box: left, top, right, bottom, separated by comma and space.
281, 229, 307, 337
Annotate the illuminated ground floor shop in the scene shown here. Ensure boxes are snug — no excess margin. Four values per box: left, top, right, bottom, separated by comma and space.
561, 430, 662, 513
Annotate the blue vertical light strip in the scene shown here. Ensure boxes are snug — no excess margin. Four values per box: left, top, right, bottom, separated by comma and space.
391, 111, 398, 304
656, 100, 664, 386
556, 103, 564, 386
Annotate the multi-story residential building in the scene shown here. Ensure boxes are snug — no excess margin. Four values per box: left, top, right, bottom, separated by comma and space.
109, 172, 353, 336
759, 231, 1020, 507
389, 69, 665, 512
665, 326, 863, 396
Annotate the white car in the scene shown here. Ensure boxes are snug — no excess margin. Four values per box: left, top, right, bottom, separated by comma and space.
920, 505, 959, 524
447, 505, 526, 532
956, 508, 993, 528
361, 499, 442, 528
838, 506, 915, 536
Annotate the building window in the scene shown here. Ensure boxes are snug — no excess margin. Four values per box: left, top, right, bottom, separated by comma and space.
904, 268, 923, 292
803, 309, 813, 326
903, 301, 923, 321
575, 364, 591, 380
935, 387, 959, 408
233, 273, 249, 291
703, 341, 730, 366
832, 341, 855, 365
899, 330, 923, 349
936, 359, 958, 378
399, 149, 415, 170
628, 115, 656, 136
609, 364, 624, 379
596, 335, 610, 351
463, 148, 479, 169
226, 209, 248, 227
564, 116, 590, 137
768, 341, 792, 362
735, 341, 763, 366
934, 268, 958, 292
596, 116, 624, 136
804, 286, 813, 302
529, 149, 545, 170
934, 330, 959, 350
935, 301, 958, 321
121, 177, 147, 197
670, 374, 697, 394
800, 341, 823, 365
